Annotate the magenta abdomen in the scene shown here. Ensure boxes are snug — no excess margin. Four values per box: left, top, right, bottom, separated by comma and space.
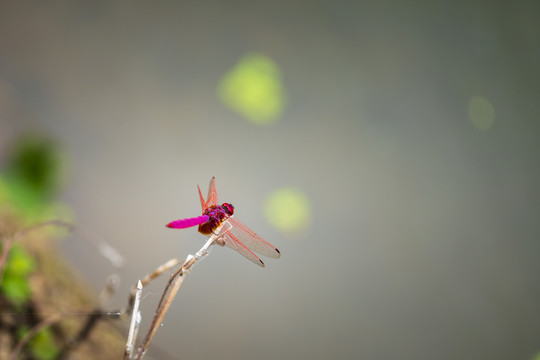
167, 215, 209, 229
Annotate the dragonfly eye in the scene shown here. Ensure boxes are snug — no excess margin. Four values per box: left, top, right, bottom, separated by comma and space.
222, 203, 234, 215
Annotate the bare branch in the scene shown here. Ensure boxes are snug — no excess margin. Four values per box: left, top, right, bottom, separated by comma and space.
124, 280, 143, 360
122, 258, 181, 318
9, 313, 63, 360
135, 226, 223, 359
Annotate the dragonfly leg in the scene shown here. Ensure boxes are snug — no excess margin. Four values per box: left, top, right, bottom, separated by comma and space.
212, 220, 232, 247
215, 236, 226, 247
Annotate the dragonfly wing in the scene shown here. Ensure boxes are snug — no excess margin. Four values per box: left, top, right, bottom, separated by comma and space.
198, 177, 219, 211
198, 185, 207, 210
218, 229, 265, 267
206, 177, 219, 207
225, 217, 281, 259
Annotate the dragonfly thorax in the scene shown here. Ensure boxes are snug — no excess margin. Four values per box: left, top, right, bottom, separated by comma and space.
198, 203, 234, 235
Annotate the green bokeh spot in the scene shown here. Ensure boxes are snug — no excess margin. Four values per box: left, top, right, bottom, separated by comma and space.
468, 95, 495, 131
218, 53, 285, 125
264, 187, 310, 233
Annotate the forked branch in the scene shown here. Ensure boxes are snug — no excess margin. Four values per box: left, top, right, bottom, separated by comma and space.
132, 225, 223, 359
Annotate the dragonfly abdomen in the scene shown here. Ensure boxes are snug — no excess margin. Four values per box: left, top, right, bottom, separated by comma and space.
167, 215, 209, 229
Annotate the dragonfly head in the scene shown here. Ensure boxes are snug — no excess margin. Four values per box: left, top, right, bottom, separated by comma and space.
222, 203, 234, 216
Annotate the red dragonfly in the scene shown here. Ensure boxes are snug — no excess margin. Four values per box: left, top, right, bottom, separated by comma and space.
167, 177, 281, 267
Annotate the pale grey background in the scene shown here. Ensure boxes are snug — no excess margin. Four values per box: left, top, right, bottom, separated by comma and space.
1, 1, 540, 359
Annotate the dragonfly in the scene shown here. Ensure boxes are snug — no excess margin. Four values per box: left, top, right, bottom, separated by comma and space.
167, 177, 281, 267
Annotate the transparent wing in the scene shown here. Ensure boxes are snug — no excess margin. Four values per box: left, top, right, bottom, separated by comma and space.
218, 228, 265, 267
206, 177, 219, 207
224, 217, 281, 259
198, 177, 218, 210
198, 185, 207, 210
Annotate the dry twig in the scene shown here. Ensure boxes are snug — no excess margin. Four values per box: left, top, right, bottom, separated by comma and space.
124, 280, 143, 359
8, 313, 63, 360
133, 225, 223, 359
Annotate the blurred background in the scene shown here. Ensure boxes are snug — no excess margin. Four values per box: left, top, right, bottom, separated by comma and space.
1, 0, 540, 359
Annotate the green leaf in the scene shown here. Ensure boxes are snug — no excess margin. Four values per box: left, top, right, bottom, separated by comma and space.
4, 134, 64, 199
0, 245, 35, 304
5, 245, 35, 276
5, 180, 44, 214
30, 328, 60, 360
1, 273, 32, 304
